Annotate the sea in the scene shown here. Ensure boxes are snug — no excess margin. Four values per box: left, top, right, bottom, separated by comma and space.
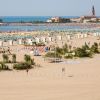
0, 16, 100, 32
0, 16, 78, 23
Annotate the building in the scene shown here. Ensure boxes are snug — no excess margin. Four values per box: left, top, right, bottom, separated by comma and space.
46, 5, 99, 23
46, 17, 71, 23
79, 5, 98, 23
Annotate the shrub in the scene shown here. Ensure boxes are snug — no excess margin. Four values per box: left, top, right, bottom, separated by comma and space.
62, 43, 69, 53
12, 54, 16, 63
74, 47, 92, 58
90, 42, 99, 53
2, 54, 9, 63
64, 53, 73, 59
24, 54, 31, 64
13, 62, 32, 70
45, 52, 62, 58
56, 47, 64, 55
0, 62, 10, 70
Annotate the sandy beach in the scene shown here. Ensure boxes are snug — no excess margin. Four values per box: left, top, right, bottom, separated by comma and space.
1, 0, 100, 99
0, 54, 100, 100
0, 30, 100, 100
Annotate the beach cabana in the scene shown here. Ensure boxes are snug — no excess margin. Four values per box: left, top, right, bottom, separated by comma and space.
18, 39, 23, 45
47, 37, 52, 42
67, 35, 71, 40
27, 39, 33, 45
80, 34, 84, 38
41, 37, 46, 43
84, 34, 88, 38
8, 40, 13, 46
57, 36, 62, 41
76, 33, 80, 39
0, 40, 3, 46
35, 37, 40, 43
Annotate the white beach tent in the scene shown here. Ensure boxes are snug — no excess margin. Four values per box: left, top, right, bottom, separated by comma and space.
18, 39, 23, 45
0, 40, 3, 46
41, 37, 46, 43
47, 37, 52, 42
93, 32, 100, 37
76, 33, 80, 39
67, 35, 71, 40
8, 40, 13, 46
35, 37, 40, 43
84, 33, 88, 38
80, 34, 84, 38
27, 39, 33, 45
57, 35, 62, 41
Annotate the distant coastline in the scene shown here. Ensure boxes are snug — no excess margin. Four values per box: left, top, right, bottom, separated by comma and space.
0, 16, 79, 23
0, 16, 100, 32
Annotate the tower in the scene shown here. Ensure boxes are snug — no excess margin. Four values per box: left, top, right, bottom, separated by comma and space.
92, 5, 95, 16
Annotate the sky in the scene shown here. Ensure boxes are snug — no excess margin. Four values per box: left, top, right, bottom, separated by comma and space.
0, 0, 99, 16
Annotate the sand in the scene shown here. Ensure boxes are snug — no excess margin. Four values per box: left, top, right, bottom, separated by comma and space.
0, 54, 100, 100
0, 32, 100, 100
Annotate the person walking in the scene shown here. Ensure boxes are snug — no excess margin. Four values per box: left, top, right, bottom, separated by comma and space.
26, 68, 29, 75
62, 67, 65, 73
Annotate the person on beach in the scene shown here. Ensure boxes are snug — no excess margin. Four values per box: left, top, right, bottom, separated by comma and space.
26, 68, 29, 75
62, 67, 65, 73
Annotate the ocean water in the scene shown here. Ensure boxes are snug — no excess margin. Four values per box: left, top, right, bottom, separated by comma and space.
0, 16, 79, 23
0, 16, 99, 32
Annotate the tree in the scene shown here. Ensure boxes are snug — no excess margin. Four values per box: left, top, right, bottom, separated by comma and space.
12, 54, 16, 63
2, 54, 9, 63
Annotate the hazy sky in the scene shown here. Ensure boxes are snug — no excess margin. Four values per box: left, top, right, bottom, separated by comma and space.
0, 0, 99, 16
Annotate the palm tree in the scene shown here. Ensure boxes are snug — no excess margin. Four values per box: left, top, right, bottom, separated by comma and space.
2, 54, 9, 63
12, 54, 16, 63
